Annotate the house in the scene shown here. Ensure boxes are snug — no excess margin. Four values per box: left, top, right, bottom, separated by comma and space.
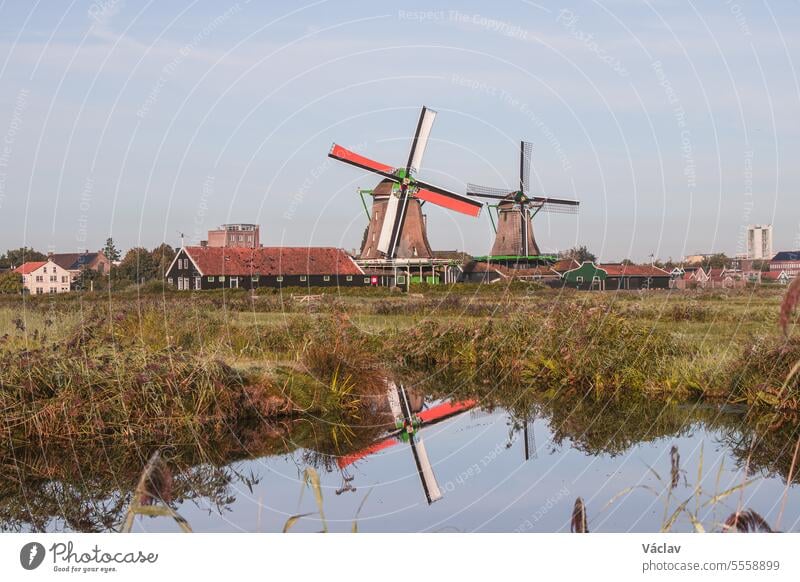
762, 270, 790, 285
600, 263, 672, 290
561, 262, 608, 290
561, 262, 671, 290
15, 259, 72, 294
165, 246, 367, 290
705, 267, 746, 288
770, 251, 800, 279
51, 251, 111, 283
460, 261, 561, 284
204, 223, 260, 248
671, 266, 712, 289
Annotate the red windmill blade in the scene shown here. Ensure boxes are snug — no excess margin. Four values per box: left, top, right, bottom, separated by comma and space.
328, 106, 482, 259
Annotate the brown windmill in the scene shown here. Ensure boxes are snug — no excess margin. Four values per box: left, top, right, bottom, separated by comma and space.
467, 141, 579, 259
328, 106, 482, 260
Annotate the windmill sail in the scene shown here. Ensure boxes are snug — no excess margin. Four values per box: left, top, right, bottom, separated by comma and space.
377, 194, 401, 254
410, 434, 443, 504
407, 106, 437, 174
328, 106, 480, 259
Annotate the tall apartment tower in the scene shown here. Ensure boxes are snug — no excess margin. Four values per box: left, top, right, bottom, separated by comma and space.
746, 224, 773, 260
205, 224, 260, 248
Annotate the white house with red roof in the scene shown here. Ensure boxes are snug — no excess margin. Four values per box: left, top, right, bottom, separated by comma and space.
15, 259, 72, 294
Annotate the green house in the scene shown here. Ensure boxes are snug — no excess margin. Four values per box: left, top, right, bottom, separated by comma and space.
562, 261, 607, 289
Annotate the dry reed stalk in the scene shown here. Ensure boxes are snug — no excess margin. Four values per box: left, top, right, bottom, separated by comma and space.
571, 497, 588, 533
780, 277, 800, 336
723, 509, 773, 533
122, 451, 191, 533
670, 446, 680, 490
776, 436, 800, 531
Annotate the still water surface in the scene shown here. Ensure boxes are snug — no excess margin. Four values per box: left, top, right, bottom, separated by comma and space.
124, 396, 800, 533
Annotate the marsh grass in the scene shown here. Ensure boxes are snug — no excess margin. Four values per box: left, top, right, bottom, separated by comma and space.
122, 451, 192, 533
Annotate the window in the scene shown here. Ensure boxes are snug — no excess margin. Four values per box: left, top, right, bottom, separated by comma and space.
346, 275, 353, 281
300, 275, 307, 282
396, 275, 406, 284
323, 275, 330, 282
251, 275, 259, 282
208, 276, 215, 282
36, 287, 43, 294
576, 276, 584, 283
364, 277, 370, 284
50, 275, 57, 282
36, 275, 43, 282
219, 276, 225, 282
62, 276, 68, 283
276, 276, 283, 282
49, 288, 56, 294
43, 267, 47, 273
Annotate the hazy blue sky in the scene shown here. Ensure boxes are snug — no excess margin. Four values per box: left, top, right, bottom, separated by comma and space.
0, 0, 798, 261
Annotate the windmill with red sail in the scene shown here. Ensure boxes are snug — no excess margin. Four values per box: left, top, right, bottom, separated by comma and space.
329, 106, 482, 261
467, 141, 579, 264
337, 382, 476, 505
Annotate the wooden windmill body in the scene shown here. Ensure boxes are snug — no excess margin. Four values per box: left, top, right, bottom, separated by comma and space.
468, 141, 579, 262
359, 180, 433, 260
329, 107, 481, 262
491, 200, 540, 257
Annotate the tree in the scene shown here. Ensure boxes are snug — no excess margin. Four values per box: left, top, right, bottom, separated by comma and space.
562, 245, 597, 264
0, 272, 22, 294
102, 237, 121, 262
621, 258, 634, 265
703, 253, 730, 270
0, 247, 46, 269
117, 247, 157, 283
74, 265, 102, 291
150, 244, 176, 279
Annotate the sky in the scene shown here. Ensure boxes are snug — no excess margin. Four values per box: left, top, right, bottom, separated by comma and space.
0, 0, 798, 262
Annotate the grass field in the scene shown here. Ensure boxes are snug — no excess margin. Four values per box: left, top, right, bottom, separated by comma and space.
0, 284, 798, 443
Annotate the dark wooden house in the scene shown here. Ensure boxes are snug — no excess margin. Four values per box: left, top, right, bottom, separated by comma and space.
165, 246, 368, 290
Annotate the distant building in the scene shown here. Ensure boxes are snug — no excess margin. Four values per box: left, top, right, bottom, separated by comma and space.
682, 254, 715, 265
51, 251, 111, 283
166, 246, 366, 290
746, 225, 773, 260
15, 259, 71, 294
561, 262, 671, 290
770, 251, 800, 278
204, 224, 260, 248
763, 270, 790, 285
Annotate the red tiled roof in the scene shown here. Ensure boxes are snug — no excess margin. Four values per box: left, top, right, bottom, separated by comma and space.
551, 259, 580, 273
183, 246, 363, 276
14, 261, 47, 274
599, 264, 670, 277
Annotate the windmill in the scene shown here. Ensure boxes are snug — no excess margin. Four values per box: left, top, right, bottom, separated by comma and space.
329, 106, 482, 260
337, 382, 476, 505
467, 141, 579, 260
